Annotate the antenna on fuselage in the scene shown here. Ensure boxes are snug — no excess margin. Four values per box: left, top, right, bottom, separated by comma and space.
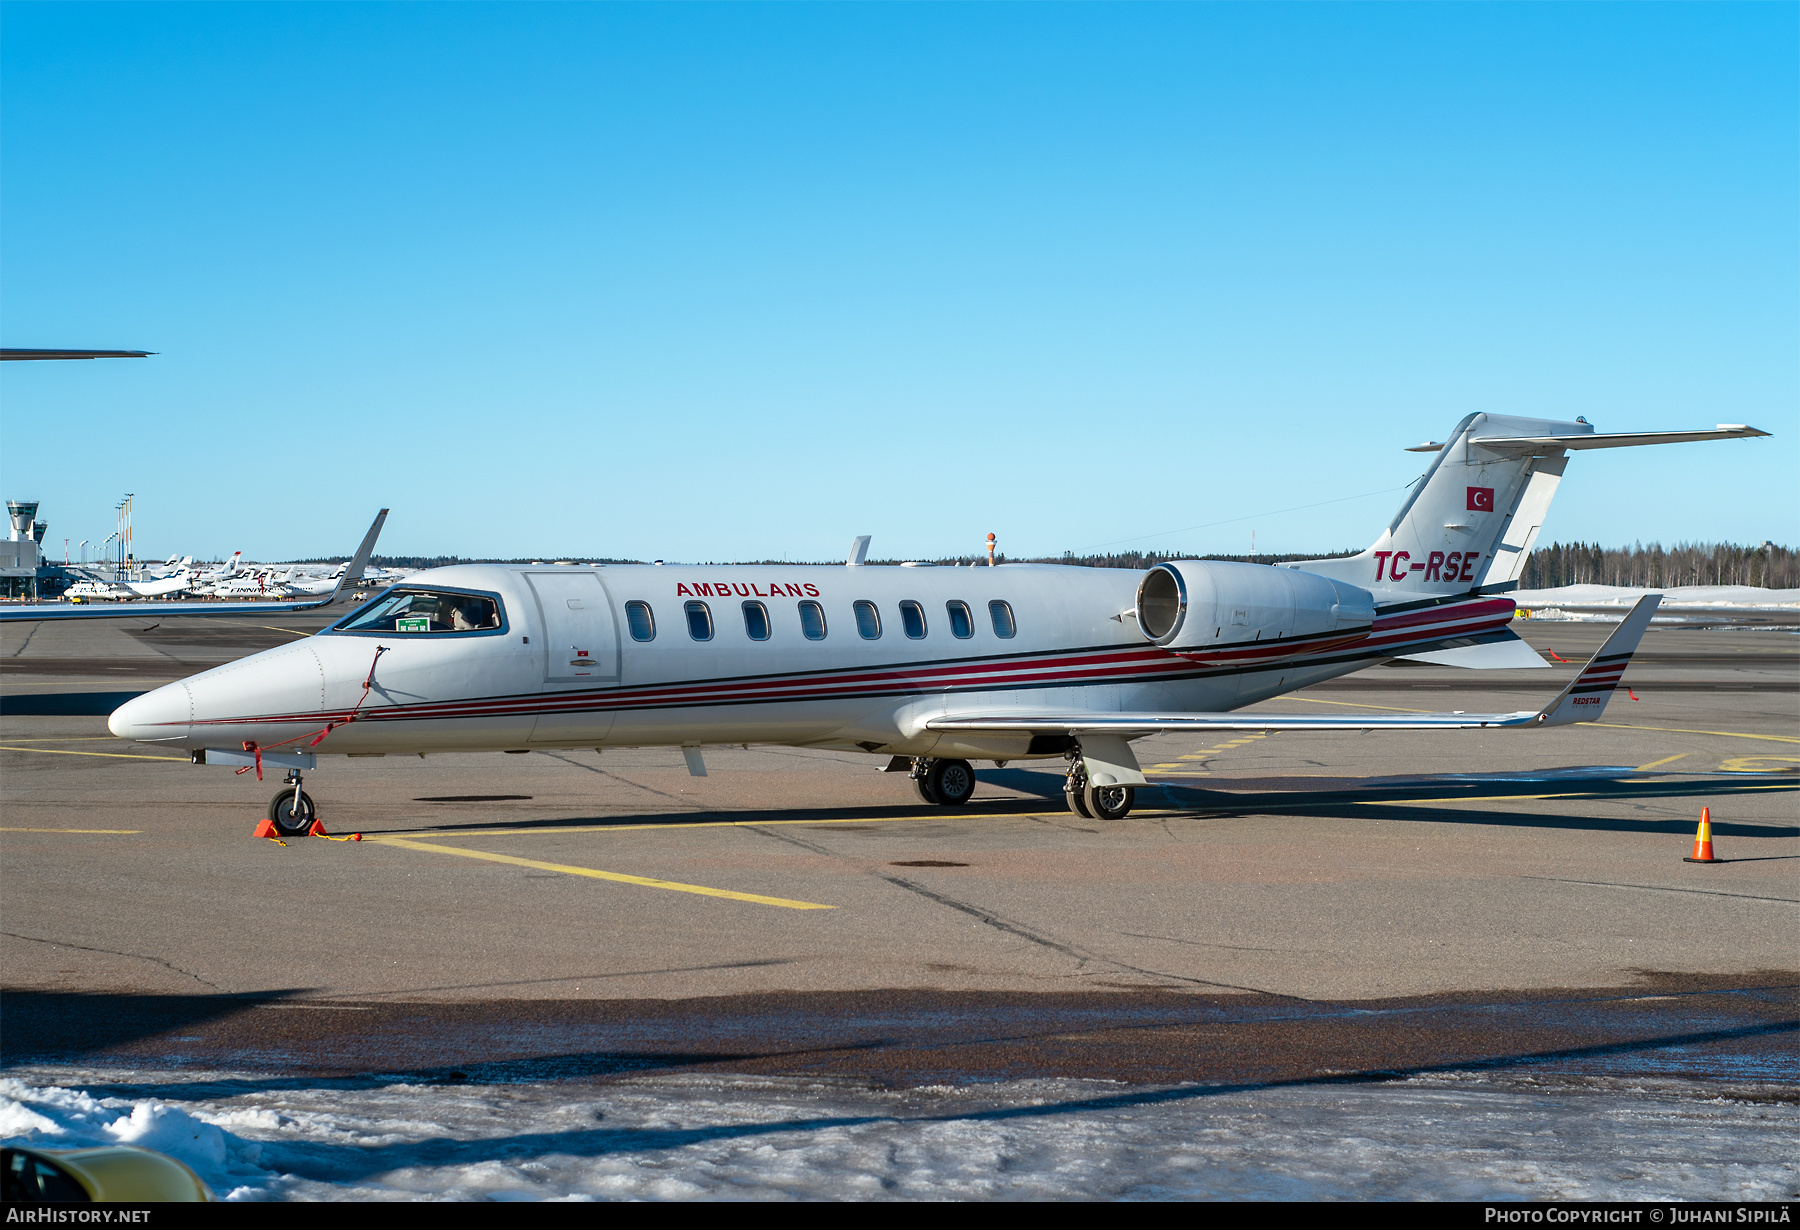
847, 535, 871, 566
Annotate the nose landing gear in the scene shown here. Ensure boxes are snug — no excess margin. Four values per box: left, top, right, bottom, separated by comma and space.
268, 769, 317, 838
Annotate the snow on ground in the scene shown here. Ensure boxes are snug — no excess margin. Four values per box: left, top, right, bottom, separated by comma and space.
1513, 584, 1800, 610
3, 1067, 1794, 1201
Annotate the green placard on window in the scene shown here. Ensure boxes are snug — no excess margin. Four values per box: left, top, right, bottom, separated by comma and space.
397, 616, 430, 633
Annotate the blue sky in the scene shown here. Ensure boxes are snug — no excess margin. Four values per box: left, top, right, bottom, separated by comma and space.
2, 2, 1794, 564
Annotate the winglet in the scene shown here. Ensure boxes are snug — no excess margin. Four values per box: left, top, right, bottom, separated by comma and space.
1535, 594, 1661, 727
326, 510, 389, 604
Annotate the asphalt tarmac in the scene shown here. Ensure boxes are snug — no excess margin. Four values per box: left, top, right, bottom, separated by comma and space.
2, 609, 1795, 1088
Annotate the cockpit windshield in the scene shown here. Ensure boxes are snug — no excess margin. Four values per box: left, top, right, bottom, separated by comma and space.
331, 588, 503, 634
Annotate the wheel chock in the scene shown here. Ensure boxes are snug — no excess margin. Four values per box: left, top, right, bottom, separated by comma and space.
253, 819, 287, 846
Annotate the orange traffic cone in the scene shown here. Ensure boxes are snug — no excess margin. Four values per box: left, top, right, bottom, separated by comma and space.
1683, 807, 1721, 864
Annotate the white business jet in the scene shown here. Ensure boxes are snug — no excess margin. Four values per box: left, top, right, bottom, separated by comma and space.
65, 414, 1788, 836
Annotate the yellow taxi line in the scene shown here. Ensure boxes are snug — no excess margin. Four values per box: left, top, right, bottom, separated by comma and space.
370, 836, 835, 910
1151, 731, 1269, 771
1635, 754, 1689, 771
1287, 696, 1435, 713
1592, 723, 1800, 744
1279, 702, 1798, 744
1361, 782, 1797, 806
0, 746, 188, 762
0, 737, 132, 743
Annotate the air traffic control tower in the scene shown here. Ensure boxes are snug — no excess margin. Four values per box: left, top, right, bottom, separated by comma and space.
2, 501, 45, 599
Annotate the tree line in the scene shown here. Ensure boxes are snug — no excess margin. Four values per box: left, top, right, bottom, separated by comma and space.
1519, 541, 1796, 590
287, 542, 1796, 589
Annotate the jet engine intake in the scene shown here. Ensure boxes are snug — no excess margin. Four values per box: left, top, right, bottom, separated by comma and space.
1135, 561, 1375, 664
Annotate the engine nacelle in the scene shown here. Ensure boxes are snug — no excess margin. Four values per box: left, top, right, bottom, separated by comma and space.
1135, 561, 1376, 664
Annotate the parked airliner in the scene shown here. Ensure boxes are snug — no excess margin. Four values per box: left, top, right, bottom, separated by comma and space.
29, 414, 1780, 836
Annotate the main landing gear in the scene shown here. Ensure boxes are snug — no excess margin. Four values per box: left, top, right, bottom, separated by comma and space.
910, 757, 977, 806
267, 768, 317, 838
1064, 750, 1134, 821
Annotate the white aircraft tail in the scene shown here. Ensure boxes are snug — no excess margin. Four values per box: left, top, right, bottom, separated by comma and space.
1286, 414, 1767, 603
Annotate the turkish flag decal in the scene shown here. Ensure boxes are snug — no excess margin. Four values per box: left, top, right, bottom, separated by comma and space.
1467, 487, 1495, 512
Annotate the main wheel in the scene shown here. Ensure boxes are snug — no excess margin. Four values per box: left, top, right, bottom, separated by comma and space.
1083, 784, 1135, 821
926, 758, 976, 806
913, 774, 942, 805
1066, 785, 1093, 818
268, 789, 316, 837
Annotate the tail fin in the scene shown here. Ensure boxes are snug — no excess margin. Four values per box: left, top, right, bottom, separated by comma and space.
1536, 594, 1660, 726
1287, 414, 1768, 601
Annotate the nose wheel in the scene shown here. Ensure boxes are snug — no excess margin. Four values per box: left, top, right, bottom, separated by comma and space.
268, 769, 317, 837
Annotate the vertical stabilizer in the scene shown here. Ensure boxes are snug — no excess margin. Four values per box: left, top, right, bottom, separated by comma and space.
1284, 413, 1587, 600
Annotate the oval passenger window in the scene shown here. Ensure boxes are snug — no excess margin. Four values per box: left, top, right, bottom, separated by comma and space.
798, 600, 827, 641
989, 600, 1016, 638
685, 601, 714, 641
625, 601, 655, 642
946, 601, 973, 639
854, 601, 881, 640
899, 600, 926, 639
743, 601, 771, 641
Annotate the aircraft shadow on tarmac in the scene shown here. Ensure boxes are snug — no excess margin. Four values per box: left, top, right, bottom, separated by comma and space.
385, 772, 1798, 842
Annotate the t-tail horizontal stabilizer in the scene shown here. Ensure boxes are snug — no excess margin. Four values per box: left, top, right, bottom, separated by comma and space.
1533, 594, 1660, 727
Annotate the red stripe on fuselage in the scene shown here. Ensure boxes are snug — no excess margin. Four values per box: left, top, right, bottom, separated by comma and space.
183, 598, 1523, 729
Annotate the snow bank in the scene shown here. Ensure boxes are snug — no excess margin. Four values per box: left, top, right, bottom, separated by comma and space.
0, 1077, 271, 1198
1513, 584, 1800, 609
3, 1068, 1795, 1202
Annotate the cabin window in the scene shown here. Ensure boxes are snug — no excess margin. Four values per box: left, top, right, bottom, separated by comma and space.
625, 601, 655, 642
798, 600, 827, 640
685, 601, 714, 641
333, 588, 502, 635
946, 600, 973, 639
899, 600, 927, 639
742, 601, 771, 641
854, 600, 881, 639
989, 599, 1016, 638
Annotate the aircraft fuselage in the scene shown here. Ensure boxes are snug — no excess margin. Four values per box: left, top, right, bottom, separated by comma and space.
109, 562, 1497, 762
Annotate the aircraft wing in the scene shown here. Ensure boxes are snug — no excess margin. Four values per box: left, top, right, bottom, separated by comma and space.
0, 510, 387, 623
927, 595, 1661, 738
929, 709, 1544, 734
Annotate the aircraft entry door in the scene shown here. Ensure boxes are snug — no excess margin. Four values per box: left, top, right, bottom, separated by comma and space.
525, 572, 619, 744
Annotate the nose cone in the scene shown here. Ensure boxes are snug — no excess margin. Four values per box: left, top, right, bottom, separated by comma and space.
109, 682, 192, 741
